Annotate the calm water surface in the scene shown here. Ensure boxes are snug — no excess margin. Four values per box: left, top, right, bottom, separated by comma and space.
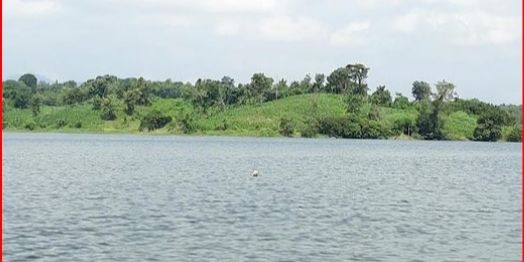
3, 133, 521, 261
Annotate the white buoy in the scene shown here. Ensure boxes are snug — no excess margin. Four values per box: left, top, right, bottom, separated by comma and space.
252, 170, 259, 177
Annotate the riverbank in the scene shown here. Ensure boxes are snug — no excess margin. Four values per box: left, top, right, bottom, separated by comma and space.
3, 93, 519, 142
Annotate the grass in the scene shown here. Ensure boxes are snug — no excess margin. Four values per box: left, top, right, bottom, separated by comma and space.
441, 111, 477, 140
3, 93, 506, 141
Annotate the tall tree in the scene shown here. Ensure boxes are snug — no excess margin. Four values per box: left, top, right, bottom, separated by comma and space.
248, 73, 273, 104
326, 67, 351, 94
346, 64, 369, 96
411, 81, 432, 101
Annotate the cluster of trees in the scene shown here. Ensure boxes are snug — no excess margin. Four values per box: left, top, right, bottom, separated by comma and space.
3, 65, 521, 142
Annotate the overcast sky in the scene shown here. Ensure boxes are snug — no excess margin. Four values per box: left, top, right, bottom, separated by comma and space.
3, 0, 521, 104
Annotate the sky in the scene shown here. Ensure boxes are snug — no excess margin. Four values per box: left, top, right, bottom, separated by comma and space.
3, 0, 522, 104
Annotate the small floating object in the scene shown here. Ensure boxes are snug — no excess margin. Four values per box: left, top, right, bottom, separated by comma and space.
252, 170, 259, 177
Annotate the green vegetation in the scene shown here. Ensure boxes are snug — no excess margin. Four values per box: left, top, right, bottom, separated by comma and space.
2, 66, 521, 142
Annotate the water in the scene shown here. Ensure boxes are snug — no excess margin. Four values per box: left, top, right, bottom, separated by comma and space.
3, 133, 521, 261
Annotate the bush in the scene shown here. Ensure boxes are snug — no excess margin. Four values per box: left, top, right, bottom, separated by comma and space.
139, 110, 172, 131
279, 118, 294, 137
25, 122, 36, 130
300, 120, 318, 138
506, 125, 521, 142
393, 117, 416, 136
177, 113, 196, 134
318, 116, 361, 138
74, 122, 82, 128
56, 119, 68, 128
100, 97, 117, 121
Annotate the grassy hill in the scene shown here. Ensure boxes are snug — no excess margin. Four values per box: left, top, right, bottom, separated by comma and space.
3, 93, 480, 139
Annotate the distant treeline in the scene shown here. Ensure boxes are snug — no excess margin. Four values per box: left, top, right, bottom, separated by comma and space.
2, 64, 521, 141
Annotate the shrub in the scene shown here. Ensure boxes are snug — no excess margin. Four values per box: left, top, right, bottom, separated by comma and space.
279, 118, 294, 137
177, 113, 196, 134
56, 119, 68, 128
25, 122, 36, 130
317, 116, 361, 138
74, 122, 82, 128
300, 120, 318, 138
100, 97, 117, 121
140, 110, 172, 131
506, 125, 521, 142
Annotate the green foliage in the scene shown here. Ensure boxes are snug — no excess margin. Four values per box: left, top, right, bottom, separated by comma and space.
56, 119, 68, 128
473, 110, 505, 141
2, 70, 517, 143
139, 110, 172, 131
300, 120, 318, 138
327, 67, 351, 94
31, 94, 43, 116
393, 116, 416, 136
3, 80, 32, 109
249, 73, 274, 104
100, 97, 117, 121
25, 121, 36, 130
61, 87, 88, 105
370, 85, 392, 106
346, 94, 366, 115
411, 81, 431, 101
502, 125, 522, 142
393, 93, 410, 109
442, 111, 477, 140
124, 88, 150, 115
177, 113, 196, 134
18, 74, 38, 91
417, 100, 440, 139
279, 118, 295, 137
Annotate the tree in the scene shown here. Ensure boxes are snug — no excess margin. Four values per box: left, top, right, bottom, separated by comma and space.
139, 110, 172, 131
3, 80, 32, 108
19, 74, 38, 91
300, 74, 312, 93
326, 67, 351, 94
346, 94, 366, 115
248, 73, 273, 104
411, 81, 431, 101
473, 109, 506, 141
392, 93, 410, 109
89, 75, 117, 99
346, 64, 369, 96
416, 100, 438, 139
100, 96, 117, 120
30, 94, 43, 116
433, 80, 456, 103
312, 74, 325, 93
370, 85, 392, 106
274, 79, 288, 99
61, 87, 87, 105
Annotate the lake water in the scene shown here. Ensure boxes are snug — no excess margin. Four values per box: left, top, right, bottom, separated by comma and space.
3, 133, 521, 261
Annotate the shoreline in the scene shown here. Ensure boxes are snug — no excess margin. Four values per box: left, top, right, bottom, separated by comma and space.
3, 129, 518, 143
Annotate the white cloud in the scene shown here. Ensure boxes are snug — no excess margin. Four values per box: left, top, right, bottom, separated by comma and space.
5, 0, 62, 18
214, 20, 241, 36
256, 16, 327, 42
128, 0, 279, 14
329, 21, 370, 46
199, 0, 278, 13
392, 9, 520, 45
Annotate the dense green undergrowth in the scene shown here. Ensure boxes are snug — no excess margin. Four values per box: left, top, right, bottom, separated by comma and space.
5, 93, 516, 141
